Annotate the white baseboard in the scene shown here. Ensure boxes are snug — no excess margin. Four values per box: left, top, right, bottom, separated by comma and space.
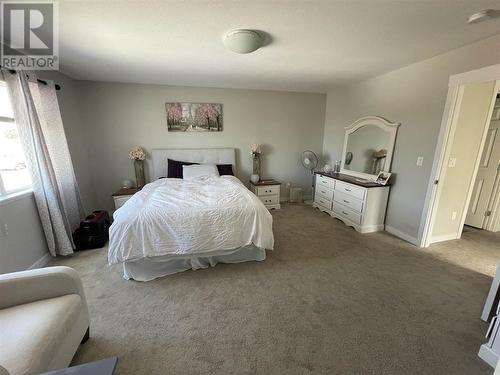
385, 225, 420, 246
478, 343, 498, 369
429, 233, 459, 244
28, 252, 52, 270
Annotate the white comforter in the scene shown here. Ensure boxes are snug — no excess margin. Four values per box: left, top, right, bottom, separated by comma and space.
108, 176, 274, 264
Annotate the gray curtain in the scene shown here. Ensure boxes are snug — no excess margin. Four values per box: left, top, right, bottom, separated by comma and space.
3, 70, 83, 256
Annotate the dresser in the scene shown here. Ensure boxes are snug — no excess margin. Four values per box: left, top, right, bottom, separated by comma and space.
112, 187, 141, 210
313, 172, 390, 233
250, 180, 281, 210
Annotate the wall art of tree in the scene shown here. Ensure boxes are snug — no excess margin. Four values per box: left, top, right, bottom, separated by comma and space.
165, 102, 223, 132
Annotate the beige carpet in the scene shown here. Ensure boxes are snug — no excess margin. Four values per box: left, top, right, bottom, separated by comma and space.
51, 204, 497, 374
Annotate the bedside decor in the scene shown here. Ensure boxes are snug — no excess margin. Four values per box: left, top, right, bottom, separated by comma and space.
166, 102, 223, 132
121, 179, 133, 189
129, 146, 146, 188
251, 144, 261, 183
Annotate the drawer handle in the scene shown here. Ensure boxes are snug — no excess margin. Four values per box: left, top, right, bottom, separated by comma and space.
344, 188, 351, 192
343, 199, 350, 204
342, 211, 348, 215
321, 190, 326, 194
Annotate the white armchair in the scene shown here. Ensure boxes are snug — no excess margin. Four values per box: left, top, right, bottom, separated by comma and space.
0, 266, 90, 375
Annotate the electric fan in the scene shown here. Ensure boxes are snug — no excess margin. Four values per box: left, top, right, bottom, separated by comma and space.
301, 150, 319, 204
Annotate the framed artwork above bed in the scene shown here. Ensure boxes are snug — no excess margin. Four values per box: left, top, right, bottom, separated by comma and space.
166, 102, 223, 132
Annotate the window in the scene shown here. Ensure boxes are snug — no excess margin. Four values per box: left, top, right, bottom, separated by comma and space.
0, 81, 31, 197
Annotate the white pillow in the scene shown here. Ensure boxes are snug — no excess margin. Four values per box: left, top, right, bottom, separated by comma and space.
183, 164, 220, 179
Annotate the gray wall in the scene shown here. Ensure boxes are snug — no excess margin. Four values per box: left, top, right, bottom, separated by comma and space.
74, 81, 326, 211
322, 34, 500, 243
0, 194, 48, 273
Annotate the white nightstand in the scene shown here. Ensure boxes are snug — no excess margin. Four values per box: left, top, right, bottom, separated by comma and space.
112, 187, 141, 210
250, 179, 281, 210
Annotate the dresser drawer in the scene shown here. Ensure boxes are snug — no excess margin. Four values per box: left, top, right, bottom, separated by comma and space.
314, 195, 332, 210
259, 195, 279, 205
316, 186, 334, 201
334, 191, 363, 213
256, 185, 280, 196
335, 180, 366, 200
333, 202, 362, 225
316, 174, 335, 190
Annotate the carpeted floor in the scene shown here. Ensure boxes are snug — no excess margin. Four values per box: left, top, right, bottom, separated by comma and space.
51, 204, 498, 374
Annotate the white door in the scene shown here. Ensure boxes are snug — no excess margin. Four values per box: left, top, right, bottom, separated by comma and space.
465, 98, 500, 228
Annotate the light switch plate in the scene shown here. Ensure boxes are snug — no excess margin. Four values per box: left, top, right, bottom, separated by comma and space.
449, 158, 457, 168
416, 156, 424, 167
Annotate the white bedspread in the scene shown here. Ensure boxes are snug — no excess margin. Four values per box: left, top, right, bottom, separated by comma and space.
108, 176, 274, 265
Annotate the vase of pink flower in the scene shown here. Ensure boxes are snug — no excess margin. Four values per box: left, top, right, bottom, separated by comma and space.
129, 146, 146, 188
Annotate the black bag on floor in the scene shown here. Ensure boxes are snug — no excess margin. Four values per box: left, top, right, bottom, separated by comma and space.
73, 210, 111, 250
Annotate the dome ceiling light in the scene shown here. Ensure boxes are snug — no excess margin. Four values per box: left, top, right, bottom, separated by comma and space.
468, 9, 500, 24
223, 29, 263, 54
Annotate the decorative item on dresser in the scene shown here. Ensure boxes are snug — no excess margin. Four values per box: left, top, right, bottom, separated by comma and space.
250, 179, 281, 210
112, 187, 141, 210
315, 116, 400, 233
129, 146, 146, 188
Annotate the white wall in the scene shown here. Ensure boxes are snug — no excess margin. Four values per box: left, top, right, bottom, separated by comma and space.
322, 34, 500, 243
74, 81, 326, 211
0, 193, 48, 273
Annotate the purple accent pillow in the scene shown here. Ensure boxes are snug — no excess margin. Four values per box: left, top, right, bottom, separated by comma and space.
167, 159, 198, 179
217, 164, 234, 176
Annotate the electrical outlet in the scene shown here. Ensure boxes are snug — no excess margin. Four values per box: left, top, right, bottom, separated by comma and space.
416, 156, 424, 167
452, 211, 457, 221
448, 158, 457, 168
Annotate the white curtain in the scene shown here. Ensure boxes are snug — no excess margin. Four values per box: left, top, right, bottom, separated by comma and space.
3, 70, 83, 256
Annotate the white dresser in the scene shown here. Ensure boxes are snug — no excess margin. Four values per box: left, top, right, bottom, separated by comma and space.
313, 172, 390, 233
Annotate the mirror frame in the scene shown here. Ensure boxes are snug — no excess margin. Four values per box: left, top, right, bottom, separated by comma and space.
340, 116, 401, 180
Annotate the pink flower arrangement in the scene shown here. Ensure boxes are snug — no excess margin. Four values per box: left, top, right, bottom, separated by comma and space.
128, 146, 146, 161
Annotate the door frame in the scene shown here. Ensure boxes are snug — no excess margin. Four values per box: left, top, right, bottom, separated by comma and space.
418, 63, 500, 247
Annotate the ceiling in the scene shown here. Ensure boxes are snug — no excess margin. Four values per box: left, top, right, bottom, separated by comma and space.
58, 0, 500, 93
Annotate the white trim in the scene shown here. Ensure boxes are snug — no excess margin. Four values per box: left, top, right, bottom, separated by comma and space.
340, 116, 401, 180
478, 344, 499, 369
28, 252, 51, 270
0, 189, 33, 206
419, 62, 500, 247
385, 225, 419, 246
429, 233, 459, 244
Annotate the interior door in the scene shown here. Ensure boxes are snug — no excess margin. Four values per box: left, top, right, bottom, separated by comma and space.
465, 98, 500, 228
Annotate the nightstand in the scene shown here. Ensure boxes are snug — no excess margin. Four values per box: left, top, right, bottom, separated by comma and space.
250, 179, 281, 210
112, 187, 141, 210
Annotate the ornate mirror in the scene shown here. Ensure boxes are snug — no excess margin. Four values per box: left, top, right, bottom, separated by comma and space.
341, 116, 400, 180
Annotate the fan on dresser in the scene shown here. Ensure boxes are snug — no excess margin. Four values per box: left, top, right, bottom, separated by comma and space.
301, 150, 320, 204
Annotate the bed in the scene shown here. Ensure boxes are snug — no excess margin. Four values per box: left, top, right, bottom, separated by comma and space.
108, 148, 274, 281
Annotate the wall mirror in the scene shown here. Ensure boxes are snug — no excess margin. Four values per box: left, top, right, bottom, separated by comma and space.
341, 116, 400, 180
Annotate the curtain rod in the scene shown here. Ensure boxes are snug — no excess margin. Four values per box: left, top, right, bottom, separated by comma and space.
0, 67, 61, 91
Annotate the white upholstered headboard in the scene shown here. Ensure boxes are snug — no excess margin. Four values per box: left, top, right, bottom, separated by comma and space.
151, 148, 236, 180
